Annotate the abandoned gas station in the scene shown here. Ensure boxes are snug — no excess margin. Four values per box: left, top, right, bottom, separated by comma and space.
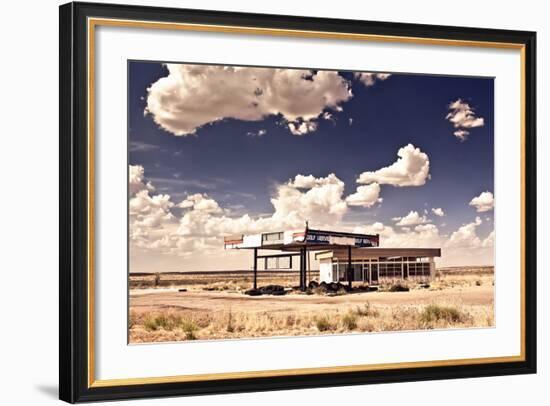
223, 225, 441, 291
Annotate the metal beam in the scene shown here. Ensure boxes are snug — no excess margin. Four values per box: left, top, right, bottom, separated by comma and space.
256, 253, 301, 259
347, 245, 352, 290
300, 247, 306, 291
253, 248, 258, 290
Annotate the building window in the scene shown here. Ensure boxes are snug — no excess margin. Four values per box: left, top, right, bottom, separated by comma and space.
408, 262, 431, 277
262, 232, 283, 242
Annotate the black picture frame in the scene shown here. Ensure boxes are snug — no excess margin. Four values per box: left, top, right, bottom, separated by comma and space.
59, 1, 537, 403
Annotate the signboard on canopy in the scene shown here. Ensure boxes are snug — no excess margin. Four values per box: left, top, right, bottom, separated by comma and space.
305, 229, 379, 247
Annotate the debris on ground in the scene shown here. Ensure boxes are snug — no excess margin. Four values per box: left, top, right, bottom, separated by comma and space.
244, 284, 287, 296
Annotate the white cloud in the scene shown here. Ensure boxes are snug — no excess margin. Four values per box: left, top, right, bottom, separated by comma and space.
355, 221, 441, 249
446, 99, 485, 141
288, 174, 318, 189
130, 190, 174, 229
246, 129, 266, 137
414, 224, 437, 233
482, 230, 495, 248
357, 144, 430, 187
446, 216, 483, 248
354, 218, 494, 266
354, 72, 392, 87
288, 120, 318, 136
322, 111, 335, 123
129, 141, 160, 152
129, 164, 154, 195
393, 210, 430, 226
145, 64, 352, 136
131, 167, 355, 257
178, 193, 222, 214
129, 166, 495, 269
469, 191, 494, 212
345, 183, 382, 208
431, 207, 445, 217
177, 174, 351, 239
272, 174, 349, 227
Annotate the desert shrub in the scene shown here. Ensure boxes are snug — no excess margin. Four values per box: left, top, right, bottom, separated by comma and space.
420, 305, 464, 324
128, 313, 138, 330
389, 282, 410, 292
180, 319, 199, 340
315, 316, 334, 332
142, 313, 199, 338
226, 309, 234, 333
154, 272, 161, 287
354, 302, 379, 317
144, 314, 172, 331
285, 314, 296, 327
357, 318, 376, 332
143, 317, 158, 331
475, 280, 482, 286
312, 286, 327, 295
336, 287, 348, 296
342, 312, 358, 330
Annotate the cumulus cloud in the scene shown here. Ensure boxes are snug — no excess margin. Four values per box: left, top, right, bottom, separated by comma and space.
272, 174, 349, 227
175, 174, 352, 241
357, 144, 430, 187
469, 191, 494, 212
393, 210, 430, 226
354, 72, 392, 87
354, 221, 441, 249
345, 183, 382, 208
178, 193, 222, 214
431, 207, 445, 217
130, 190, 174, 229
129, 165, 495, 268
145, 64, 352, 136
129, 167, 177, 251
131, 167, 356, 256
354, 218, 494, 265
129, 164, 154, 195
446, 217, 483, 248
288, 120, 318, 136
446, 99, 485, 141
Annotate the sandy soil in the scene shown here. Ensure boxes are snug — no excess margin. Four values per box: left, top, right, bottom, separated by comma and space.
128, 270, 494, 343
130, 284, 493, 315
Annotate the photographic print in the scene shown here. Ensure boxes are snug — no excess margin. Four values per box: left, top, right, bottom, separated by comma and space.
128, 62, 495, 343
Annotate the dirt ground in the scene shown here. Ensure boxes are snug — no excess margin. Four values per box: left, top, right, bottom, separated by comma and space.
128, 268, 494, 343
130, 284, 493, 314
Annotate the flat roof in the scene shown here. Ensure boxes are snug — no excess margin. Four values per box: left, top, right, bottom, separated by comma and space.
315, 248, 441, 260
224, 227, 380, 250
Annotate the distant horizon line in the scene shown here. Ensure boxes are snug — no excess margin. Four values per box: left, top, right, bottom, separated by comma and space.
130, 265, 495, 276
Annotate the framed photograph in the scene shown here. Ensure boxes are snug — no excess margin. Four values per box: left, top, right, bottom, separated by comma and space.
59, 1, 537, 403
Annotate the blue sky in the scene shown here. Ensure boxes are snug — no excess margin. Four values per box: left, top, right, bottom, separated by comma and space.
128, 61, 495, 271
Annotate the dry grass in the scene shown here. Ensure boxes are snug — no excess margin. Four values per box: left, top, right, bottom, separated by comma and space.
129, 300, 494, 343
128, 267, 494, 343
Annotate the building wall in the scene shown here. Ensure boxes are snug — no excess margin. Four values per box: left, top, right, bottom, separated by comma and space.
319, 257, 435, 284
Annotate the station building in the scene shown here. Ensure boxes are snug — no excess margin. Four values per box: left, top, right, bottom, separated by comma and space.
224, 225, 440, 290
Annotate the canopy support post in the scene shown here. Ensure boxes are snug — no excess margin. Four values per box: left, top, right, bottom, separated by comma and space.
347, 245, 353, 290
253, 248, 258, 290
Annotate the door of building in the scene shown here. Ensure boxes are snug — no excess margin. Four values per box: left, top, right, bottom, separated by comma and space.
370, 263, 379, 284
